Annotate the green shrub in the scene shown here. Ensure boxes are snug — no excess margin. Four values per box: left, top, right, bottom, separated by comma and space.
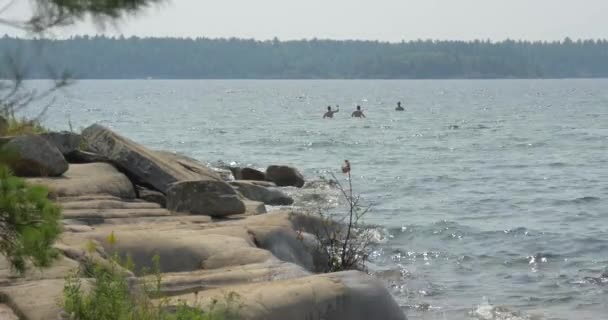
63, 235, 239, 320
0, 163, 62, 273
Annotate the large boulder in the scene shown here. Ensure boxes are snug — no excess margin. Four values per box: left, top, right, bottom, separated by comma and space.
166, 180, 246, 217
39, 131, 81, 156
230, 181, 294, 205
242, 167, 266, 181
64, 149, 110, 164
81, 124, 223, 193
266, 165, 305, 188
1, 135, 68, 177
230, 167, 266, 181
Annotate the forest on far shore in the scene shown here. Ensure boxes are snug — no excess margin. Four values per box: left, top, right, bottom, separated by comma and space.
2, 36, 608, 79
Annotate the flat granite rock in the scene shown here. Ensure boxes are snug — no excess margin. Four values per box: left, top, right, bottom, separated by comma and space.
0, 255, 79, 285
0, 279, 75, 320
164, 270, 405, 320
0, 304, 18, 320
27, 163, 136, 199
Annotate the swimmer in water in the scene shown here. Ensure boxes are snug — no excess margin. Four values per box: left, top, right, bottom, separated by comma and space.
351, 105, 366, 118
323, 105, 339, 119
396, 101, 404, 111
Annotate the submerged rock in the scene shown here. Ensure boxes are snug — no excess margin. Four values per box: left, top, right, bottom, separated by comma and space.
230, 180, 294, 205
82, 124, 223, 193
266, 165, 305, 188
166, 180, 246, 217
2, 135, 68, 177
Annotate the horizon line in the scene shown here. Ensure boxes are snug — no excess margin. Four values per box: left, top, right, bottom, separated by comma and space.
3, 34, 607, 44
10, 78, 608, 81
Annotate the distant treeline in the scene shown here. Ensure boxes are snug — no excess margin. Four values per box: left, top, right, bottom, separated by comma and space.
2, 36, 608, 79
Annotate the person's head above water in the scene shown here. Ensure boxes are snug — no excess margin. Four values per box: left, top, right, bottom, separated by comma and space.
398, 101, 401, 106
327, 106, 331, 111
357, 105, 361, 110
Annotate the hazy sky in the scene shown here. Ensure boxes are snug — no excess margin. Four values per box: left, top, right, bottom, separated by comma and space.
2, 0, 608, 41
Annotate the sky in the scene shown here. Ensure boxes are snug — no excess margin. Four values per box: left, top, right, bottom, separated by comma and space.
1, 0, 608, 41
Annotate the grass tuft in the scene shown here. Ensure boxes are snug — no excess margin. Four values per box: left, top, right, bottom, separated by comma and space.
2, 117, 47, 136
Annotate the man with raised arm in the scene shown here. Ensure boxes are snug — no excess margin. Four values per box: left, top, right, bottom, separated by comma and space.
323, 105, 339, 118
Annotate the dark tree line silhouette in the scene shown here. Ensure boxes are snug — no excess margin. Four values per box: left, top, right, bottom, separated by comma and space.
2, 36, 608, 79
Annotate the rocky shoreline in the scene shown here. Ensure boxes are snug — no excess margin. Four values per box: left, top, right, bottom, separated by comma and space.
0, 123, 405, 320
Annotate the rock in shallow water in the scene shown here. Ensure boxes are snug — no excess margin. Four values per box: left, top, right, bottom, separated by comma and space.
230, 180, 294, 205
166, 180, 246, 217
231, 167, 266, 181
2, 135, 68, 177
241, 167, 266, 180
266, 165, 305, 188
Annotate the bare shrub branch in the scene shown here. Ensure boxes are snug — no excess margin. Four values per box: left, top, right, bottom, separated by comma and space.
309, 161, 374, 272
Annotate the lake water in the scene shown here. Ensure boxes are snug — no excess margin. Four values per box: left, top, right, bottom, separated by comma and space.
30, 79, 607, 320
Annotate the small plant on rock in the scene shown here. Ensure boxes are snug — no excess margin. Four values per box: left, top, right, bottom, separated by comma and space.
2, 116, 47, 136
